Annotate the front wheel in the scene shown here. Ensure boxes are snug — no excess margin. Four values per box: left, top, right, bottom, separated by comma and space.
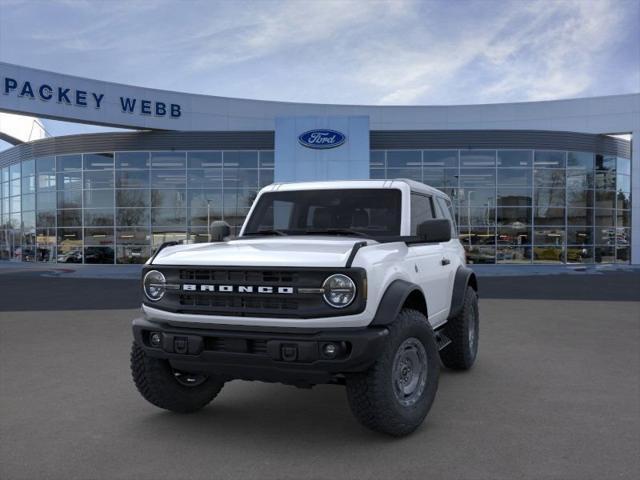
345, 309, 440, 436
130, 342, 225, 413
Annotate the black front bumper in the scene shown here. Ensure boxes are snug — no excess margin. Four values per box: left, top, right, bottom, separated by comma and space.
132, 318, 388, 386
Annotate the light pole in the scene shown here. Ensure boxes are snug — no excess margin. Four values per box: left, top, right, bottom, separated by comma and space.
485, 197, 492, 235
207, 200, 211, 242
467, 190, 474, 248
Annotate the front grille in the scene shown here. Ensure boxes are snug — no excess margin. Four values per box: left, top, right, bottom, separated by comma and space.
144, 266, 366, 319
179, 293, 299, 314
179, 269, 299, 284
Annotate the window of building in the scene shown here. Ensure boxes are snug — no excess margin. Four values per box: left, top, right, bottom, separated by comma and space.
498, 150, 532, 168
116, 152, 149, 169
150, 152, 185, 169
83, 153, 114, 170
57, 155, 82, 171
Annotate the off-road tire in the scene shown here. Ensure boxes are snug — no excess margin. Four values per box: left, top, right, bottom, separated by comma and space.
131, 341, 224, 413
440, 286, 479, 370
345, 309, 440, 436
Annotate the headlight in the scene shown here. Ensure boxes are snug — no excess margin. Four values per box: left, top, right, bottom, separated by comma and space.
322, 274, 356, 308
143, 270, 166, 302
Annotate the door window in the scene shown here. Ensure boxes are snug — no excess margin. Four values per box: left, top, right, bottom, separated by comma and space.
410, 193, 435, 234
436, 197, 457, 236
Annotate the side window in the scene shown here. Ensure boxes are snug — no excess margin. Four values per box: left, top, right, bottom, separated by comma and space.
436, 197, 457, 236
410, 193, 435, 234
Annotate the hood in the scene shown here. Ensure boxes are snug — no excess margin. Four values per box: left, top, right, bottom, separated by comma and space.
152, 236, 372, 267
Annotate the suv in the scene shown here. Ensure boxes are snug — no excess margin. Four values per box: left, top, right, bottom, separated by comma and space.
131, 180, 479, 436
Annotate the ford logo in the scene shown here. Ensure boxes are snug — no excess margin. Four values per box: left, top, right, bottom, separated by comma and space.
298, 129, 346, 149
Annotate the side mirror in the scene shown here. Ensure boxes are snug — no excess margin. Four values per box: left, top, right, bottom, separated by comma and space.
416, 219, 452, 243
209, 220, 231, 242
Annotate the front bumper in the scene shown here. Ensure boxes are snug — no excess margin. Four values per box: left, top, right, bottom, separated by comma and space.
132, 317, 388, 386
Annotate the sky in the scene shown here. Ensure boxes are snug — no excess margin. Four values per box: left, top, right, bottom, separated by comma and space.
0, 0, 638, 142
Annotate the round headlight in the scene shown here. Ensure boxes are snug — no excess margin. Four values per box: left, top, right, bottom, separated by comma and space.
322, 274, 356, 308
143, 270, 166, 302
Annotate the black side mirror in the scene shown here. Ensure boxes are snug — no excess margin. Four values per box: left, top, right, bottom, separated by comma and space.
416, 219, 452, 243
209, 220, 231, 242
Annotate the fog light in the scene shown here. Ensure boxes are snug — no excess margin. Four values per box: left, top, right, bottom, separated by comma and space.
323, 343, 338, 358
150, 332, 162, 347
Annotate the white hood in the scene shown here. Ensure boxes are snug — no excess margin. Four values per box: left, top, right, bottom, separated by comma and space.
152, 236, 371, 267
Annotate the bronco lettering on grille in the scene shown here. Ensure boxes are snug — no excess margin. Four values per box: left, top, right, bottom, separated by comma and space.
182, 284, 295, 294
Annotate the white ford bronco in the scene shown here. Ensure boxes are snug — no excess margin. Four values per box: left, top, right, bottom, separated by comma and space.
131, 179, 479, 436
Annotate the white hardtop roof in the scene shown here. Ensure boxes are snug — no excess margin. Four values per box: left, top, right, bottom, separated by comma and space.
261, 179, 449, 200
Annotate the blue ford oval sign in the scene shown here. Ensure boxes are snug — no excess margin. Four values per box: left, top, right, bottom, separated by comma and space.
298, 129, 346, 149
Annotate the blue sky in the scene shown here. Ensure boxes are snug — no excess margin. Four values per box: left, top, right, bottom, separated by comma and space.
0, 0, 638, 142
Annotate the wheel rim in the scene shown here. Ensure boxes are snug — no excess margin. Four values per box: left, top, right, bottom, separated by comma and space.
172, 370, 208, 387
392, 337, 428, 407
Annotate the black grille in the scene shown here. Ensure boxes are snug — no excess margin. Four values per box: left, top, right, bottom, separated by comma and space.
143, 266, 367, 319
179, 269, 299, 284
203, 337, 268, 355
179, 293, 299, 314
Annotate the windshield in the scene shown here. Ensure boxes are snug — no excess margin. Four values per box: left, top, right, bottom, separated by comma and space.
243, 189, 402, 238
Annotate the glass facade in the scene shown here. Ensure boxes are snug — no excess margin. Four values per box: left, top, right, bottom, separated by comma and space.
371, 149, 632, 264
0, 147, 631, 265
0, 150, 274, 264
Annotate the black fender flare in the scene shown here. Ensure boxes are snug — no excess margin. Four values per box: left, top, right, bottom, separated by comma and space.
370, 279, 427, 326
447, 266, 478, 320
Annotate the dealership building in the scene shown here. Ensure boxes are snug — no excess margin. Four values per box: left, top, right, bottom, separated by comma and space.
0, 62, 638, 265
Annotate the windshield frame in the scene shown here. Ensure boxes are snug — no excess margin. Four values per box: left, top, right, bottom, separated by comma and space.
240, 187, 404, 239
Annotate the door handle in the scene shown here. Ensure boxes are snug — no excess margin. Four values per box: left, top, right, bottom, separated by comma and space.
441, 258, 451, 266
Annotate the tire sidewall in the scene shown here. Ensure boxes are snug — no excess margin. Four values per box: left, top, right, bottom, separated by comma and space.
131, 342, 224, 413
382, 311, 440, 429
462, 289, 479, 366
441, 286, 479, 370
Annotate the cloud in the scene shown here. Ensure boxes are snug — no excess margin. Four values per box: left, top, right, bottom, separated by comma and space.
379, 85, 431, 104
472, 0, 626, 102
354, 0, 633, 104
185, 0, 413, 71
0, 0, 637, 107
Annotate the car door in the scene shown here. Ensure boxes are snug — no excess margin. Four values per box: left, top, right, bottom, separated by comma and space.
405, 192, 450, 325
435, 196, 459, 316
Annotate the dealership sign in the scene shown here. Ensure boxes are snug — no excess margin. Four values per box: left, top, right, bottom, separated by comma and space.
298, 129, 346, 149
2, 76, 181, 118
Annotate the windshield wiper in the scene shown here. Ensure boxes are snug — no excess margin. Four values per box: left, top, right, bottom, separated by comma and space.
304, 228, 370, 238
247, 229, 287, 236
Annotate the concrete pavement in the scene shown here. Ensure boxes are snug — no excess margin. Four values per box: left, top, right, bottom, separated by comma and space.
0, 275, 639, 479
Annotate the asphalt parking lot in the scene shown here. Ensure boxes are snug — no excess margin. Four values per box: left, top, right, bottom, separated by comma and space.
1, 270, 639, 480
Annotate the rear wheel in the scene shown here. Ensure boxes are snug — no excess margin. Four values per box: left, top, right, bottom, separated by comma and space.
440, 287, 479, 370
130, 342, 224, 413
345, 309, 440, 436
